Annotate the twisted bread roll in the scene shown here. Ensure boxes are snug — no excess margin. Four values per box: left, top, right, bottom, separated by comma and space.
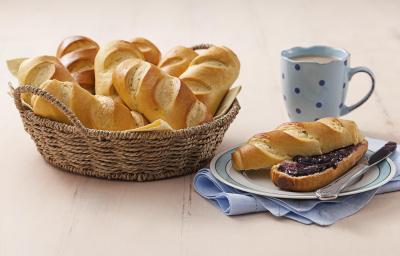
56, 35, 99, 94
158, 46, 198, 77
113, 58, 212, 129
94, 40, 144, 95
232, 118, 365, 171
32, 80, 144, 131
17, 56, 75, 105
130, 37, 161, 65
180, 46, 240, 114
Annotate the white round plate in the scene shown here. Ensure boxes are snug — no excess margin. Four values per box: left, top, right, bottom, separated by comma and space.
210, 146, 396, 199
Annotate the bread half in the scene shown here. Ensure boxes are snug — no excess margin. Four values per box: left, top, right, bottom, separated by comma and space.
271, 140, 368, 192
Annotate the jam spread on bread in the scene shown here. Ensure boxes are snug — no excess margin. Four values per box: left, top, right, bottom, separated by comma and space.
277, 144, 359, 177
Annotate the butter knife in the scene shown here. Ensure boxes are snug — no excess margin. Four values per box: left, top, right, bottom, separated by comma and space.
315, 141, 397, 200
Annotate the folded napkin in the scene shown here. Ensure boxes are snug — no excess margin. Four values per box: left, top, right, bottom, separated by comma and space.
194, 138, 400, 226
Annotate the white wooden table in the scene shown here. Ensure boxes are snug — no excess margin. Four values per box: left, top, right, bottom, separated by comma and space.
1, 0, 400, 255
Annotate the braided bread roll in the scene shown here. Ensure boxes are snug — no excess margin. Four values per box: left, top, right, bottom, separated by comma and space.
94, 40, 144, 95
180, 46, 240, 114
56, 35, 99, 94
32, 80, 145, 131
232, 118, 365, 171
130, 37, 161, 65
158, 46, 198, 77
112, 58, 212, 129
16, 56, 75, 105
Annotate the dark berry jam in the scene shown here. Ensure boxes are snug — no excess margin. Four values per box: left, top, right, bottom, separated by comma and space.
277, 144, 358, 177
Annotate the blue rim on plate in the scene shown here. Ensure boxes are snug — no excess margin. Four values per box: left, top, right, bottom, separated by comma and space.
210, 146, 396, 199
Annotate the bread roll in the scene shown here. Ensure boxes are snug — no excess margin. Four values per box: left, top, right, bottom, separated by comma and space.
17, 56, 75, 105
271, 140, 368, 192
112, 58, 212, 129
110, 94, 149, 127
56, 35, 99, 57
57, 35, 99, 94
130, 109, 149, 127
158, 46, 198, 77
130, 37, 161, 65
180, 46, 240, 114
32, 80, 143, 131
232, 118, 365, 171
94, 40, 144, 95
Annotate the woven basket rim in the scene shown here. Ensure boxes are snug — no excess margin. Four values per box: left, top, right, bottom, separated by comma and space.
18, 98, 241, 140
12, 82, 241, 181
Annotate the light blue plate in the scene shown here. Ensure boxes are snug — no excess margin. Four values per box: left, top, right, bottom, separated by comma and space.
210, 146, 396, 199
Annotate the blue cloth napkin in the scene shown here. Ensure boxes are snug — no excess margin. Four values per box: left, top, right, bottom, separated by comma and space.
194, 138, 400, 226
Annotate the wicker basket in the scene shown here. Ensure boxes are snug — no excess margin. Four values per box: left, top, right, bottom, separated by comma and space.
11, 85, 240, 181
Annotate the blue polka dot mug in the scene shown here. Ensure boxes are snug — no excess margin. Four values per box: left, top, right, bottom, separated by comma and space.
281, 45, 375, 121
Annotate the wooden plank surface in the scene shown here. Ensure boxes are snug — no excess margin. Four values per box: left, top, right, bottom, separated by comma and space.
1, 0, 399, 255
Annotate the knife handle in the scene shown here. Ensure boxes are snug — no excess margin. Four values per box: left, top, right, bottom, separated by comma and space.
315, 157, 369, 200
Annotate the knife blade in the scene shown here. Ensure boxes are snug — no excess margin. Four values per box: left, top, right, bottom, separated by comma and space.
368, 141, 397, 166
315, 141, 397, 200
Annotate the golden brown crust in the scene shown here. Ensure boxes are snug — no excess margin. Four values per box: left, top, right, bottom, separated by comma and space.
31, 80, 74, 124
279, 118, 364, 153
17, 56, 75, 105
232, 144, 286, 171
56, 35, 99, 58
113, 58, 212, 129
31, 80, 141, 131
94, 40, 144, 96
232, 118, 365, 171
60, 47, 99, 93
60, 48, 98, 72
271, 140, 368, 192
158, 46, 198, 77
130, 37, 161, 65
56, 36, 99, 94
180, 46, 240, 114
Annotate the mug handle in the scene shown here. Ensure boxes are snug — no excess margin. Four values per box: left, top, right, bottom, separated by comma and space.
340, 66, 375, 115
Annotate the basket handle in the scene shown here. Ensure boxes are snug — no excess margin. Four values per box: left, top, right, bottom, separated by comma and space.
191, 43, 214, 51
11, 84, 87, 133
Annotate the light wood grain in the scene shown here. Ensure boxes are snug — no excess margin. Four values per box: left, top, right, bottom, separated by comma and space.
1, 0, 400, 255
